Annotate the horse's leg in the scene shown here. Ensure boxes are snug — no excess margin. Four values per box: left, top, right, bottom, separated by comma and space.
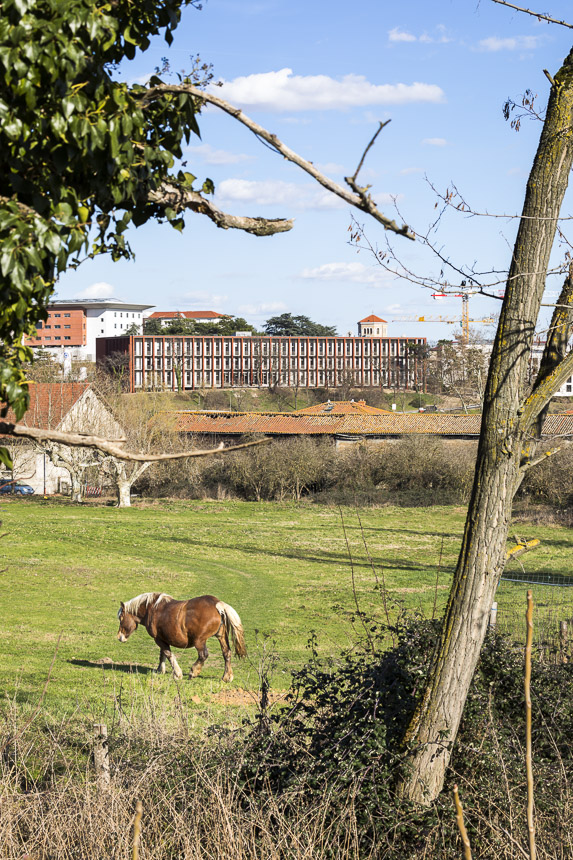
217, 628, 234, 683
156, 649, 167, 674
189, 642, 209, 679
155, 638, 183, 680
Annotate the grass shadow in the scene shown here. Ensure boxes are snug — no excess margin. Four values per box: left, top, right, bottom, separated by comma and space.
69, 658, 154, 675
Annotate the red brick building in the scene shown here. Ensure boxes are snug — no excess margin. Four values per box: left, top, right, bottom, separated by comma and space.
97, 333, 427, 392
26, 306, 86, 349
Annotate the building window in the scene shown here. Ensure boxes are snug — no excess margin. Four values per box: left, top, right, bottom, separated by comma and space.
64, 325, 70, 329
54, 325, 61, 329
64, 336, 71, 340
54, 336, 61, 340
54, 313, 61, 317
45, 336, 51, 341
64, 313, 70, 318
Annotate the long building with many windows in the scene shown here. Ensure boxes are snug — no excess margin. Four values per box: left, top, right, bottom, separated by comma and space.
96, 333, 427, 391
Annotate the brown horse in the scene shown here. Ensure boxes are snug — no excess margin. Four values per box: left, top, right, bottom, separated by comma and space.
117, 592, 246, 682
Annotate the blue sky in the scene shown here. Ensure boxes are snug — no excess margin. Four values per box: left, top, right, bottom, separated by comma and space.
56, 0, 573, 341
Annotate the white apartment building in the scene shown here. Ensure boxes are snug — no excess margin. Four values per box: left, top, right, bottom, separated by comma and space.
27, 298, 154, 361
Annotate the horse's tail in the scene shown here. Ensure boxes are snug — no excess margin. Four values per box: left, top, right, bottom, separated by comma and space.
216, 601, 247, 658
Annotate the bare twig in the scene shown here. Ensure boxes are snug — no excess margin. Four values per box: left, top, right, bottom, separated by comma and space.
355, 507, 392, 629
525, 591, 536, 860
491, 0, 573, 29
453, 784, 473, 860
349, 121, 391, 183
0, 421, 270, 461
139, 83, 414, 238
0, 633, 62, 755
338, 506, 375, 654
132, 800, 143, 860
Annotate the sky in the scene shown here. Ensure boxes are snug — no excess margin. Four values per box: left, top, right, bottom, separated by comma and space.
56, 0, 573, 342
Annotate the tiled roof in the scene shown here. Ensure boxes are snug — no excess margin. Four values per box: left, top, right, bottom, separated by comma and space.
3, 382, 90, 429
359, 314, 387, 324
174, 410, 573, 438
295, 400, 393, 415
148, 310, 227, 320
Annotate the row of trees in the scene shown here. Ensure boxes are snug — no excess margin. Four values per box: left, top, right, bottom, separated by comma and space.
142, 312, 338, 337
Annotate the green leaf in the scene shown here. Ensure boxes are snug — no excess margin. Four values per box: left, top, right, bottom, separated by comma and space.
43, 232, 61, 255
0, 447, 13, 470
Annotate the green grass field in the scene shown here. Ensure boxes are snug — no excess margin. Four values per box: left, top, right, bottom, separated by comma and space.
1, 497, 571, 726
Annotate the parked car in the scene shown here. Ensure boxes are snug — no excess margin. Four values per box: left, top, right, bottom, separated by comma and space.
0, 483, 34, 495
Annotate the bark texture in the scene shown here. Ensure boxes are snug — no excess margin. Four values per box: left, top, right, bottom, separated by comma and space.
397, 46, 573, 804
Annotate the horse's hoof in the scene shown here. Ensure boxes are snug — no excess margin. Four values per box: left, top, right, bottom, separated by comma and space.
222, 674, 233, 683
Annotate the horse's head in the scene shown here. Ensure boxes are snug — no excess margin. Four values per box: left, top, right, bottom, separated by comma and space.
117, 602, 139, 642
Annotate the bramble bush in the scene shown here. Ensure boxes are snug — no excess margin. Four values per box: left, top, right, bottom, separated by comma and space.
239, 616, 573, 857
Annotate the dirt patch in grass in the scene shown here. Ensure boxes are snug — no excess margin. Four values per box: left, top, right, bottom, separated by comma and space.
211, 687, 289, 707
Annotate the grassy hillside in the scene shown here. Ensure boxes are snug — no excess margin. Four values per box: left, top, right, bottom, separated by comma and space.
1, 498, 571, 725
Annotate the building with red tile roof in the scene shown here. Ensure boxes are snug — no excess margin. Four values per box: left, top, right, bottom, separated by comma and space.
357, 315, 388, 337
172, 406, 573, 446
1, 383, 122, 494
4, 382, 91, 429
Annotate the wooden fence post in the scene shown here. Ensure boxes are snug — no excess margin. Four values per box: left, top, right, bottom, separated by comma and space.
559, 620, 568, 664
93, 722, 110, 787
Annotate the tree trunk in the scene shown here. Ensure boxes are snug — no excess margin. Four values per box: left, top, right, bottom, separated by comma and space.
117, 479, 131, 507
70, 471, 83, 503
397, 47, 573, 804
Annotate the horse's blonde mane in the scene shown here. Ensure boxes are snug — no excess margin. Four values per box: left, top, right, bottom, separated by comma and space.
121, 592, 172, 617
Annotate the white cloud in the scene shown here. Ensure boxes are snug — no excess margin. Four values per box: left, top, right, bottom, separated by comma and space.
478, 35, 539, 52
75, 282, 116, 299
400, 166, 424, 175
389, 24, 452, 45
300, 262, 393, 286
186, 143, 252, 165
216, 178, 399, 211
214, 68, 445, 112
216, 178, 348, 210
315, 161, 345, 175
172, 291, 229, 309
388, 27, 416, 43
422, 137, 447, 146
238, 301, 288, 316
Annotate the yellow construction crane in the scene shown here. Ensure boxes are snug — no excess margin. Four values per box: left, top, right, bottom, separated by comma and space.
393, 284, 495, 345
391, 312, 495, 345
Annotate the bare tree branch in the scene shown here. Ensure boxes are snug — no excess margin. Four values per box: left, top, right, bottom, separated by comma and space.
148, 183, 293, 236
139, 83, 415, 239
520, 263, 573, 432
520, 446, 562, 472
491, 0, 573, 29
0, 422, 269, 461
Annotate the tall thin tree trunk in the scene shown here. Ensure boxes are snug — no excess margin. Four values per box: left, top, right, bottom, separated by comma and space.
116, 478, 131, 507
397, 47, 573, 804
70, 472, 83, 503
